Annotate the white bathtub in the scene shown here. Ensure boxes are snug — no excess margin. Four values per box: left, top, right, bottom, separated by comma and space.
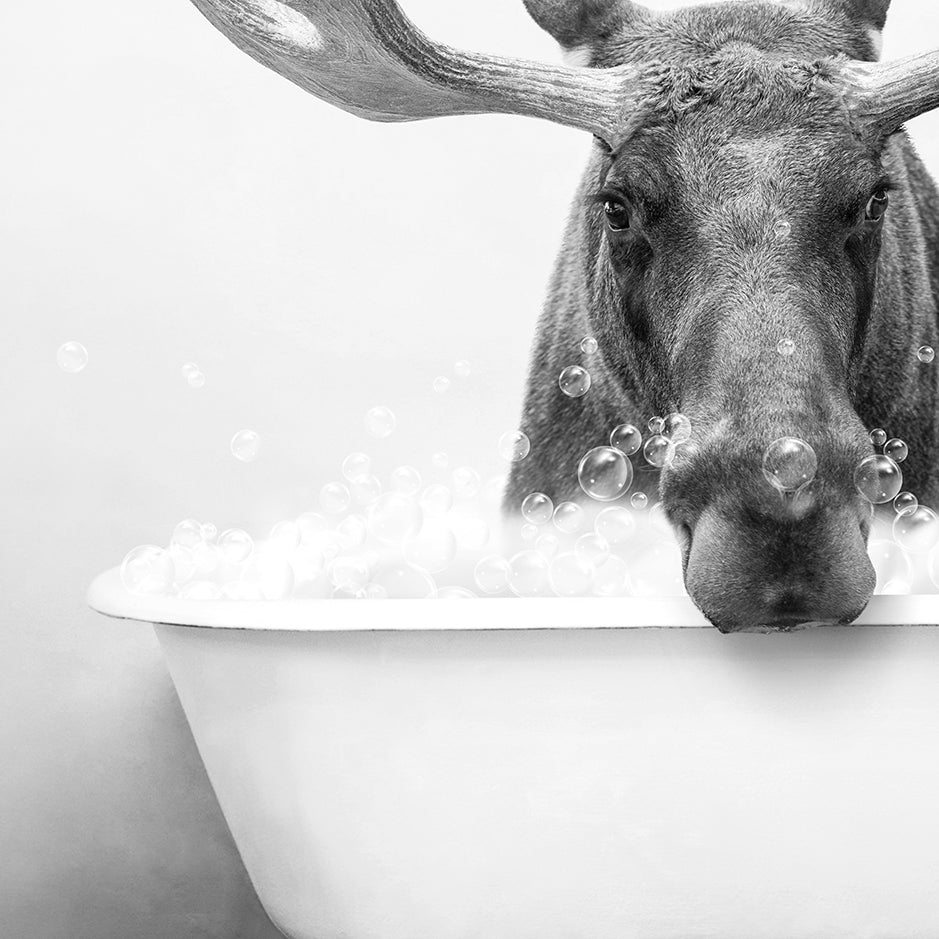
89, 567, 939, 939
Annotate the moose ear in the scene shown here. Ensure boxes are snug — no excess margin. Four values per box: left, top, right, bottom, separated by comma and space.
522, 0, 649, 64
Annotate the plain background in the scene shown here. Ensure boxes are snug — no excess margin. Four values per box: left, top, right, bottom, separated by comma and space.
3, 0, 939, 936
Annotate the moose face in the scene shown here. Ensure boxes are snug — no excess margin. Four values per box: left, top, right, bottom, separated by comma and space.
585, 58, 887, 628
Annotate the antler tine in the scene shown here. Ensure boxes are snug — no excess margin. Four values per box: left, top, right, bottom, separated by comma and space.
188, 0, 639, 141
845, 49, 939, 137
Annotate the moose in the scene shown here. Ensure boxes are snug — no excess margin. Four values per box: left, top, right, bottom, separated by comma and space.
188, 0, 939, 630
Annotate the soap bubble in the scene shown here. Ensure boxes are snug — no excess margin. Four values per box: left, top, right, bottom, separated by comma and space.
774, 219, 792, 238
433, 376, 451, 394
892, 505, 939, 554
181, 581, 221, 600
648, 417, 665, 434
762, 437, 817, 491
57, 341, 88, 373
508, 550, 551, 597
404, 520, 457, 572
578, 446, 633, 501
200, 522, 217, 542
454, 360, 471, 378
241, 554, 294, 600
121, 546, 175, 596
868, 539, 913, 592
884, 438, 908, 463
420, 484, 453, 515
432, 451, 449, 470
521, 492, 554, 525
328, 556, 371, 593
369, 493, 422, 545
663, 413, 692, 444
360, 583, 388, 600
894, 492, 918, 517
869, 428, 887, 448
559, 365, 591, 398
580, 336, 599, 355
320, 481, 352, 514
172, 518, 204, 549
776, 338, 795, 357
854, 454, 902, 504
575, 533, 610, 567
630, 492, 648, 510
342, 452, 371, 482
643, 435, 675, 467
371, 563, 436, 598
595, 506, 635, 545
365, 406, 396, 439
610, 423, 642, 455
521, 523, 539, 542
549, 553, 594, 596
186, 368, 206, 389
391, 465, 422, 497
217, 529, 253, 564
474, 555, 511, 595
553, 501, 585, 534
499, 430, 531, 462
536, 532, 560, 559
451, 466, 481, 500
269, 520, 301, 552
918, 345, 935, 363
593, 556, 630, 596
351, 474, 382, 507
230, 429, 261, 462
437, 586, 477, 599
337, 514, 369, 551
881, 579, 912, 595
169, 545, 196, 584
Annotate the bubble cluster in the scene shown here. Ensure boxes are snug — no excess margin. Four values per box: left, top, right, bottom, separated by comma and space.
558, 365, 591, 398
57, 341, 88, 373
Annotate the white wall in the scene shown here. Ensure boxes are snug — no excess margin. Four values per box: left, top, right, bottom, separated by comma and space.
3, 0, 939, 935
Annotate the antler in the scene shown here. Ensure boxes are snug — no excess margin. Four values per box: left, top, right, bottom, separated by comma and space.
845, 49, 939, 137
189, 0, 643, 142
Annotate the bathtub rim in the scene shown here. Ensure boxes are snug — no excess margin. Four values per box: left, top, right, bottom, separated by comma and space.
86, 567, 939, 631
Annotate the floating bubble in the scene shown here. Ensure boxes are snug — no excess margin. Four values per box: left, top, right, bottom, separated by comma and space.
893, 505, 939, 554
774, 219, 792, 238
391, 465, 422, 497
918, 345, 935, 363
578, 446, 633, 501
575, 533, 610, 567
884, 438, 908, 463
549, 553, 594, 597
454, 360, 471, 378
854, 454, 902, 504
610, 423, 642, 456
241, 553, 294, 600
269, 520, 301, 552
663, 413, 692, 444
580, 336, 598, 355
536, 532, 560, 559
595, 506, 635, 545
172, 518, 204, 549
320, 481, 351, 514
776, 338, 795, 357
648, 417, 665, 434
365, 406, 396, 439
187, 369, 206, 389
762, 437, 817, 491
508, 550, 551, 597
868, 539, 913, 592
200, 522, 217, 542
558, 365, 591, 398
869, 428, 887, 448
405, 521, 457, 573
371, 563, 436, 598
168, 545, 196, 584
451, 466, 481, 501
521, 523, 539, 542
474, 555, 511, 595
521, 492, 554, 525
421, 484, 453, 515
351, 473, 382, 506
342, 452, 371, 482
630, 492, 648, 510
369, 493, 423, 545
894, 492, 918, 517
593, 555, 631, 597
553, 501, 585, 534
433, 376, 451, 394
57, 341, 88, 373
643, 435, 675, 468
499, 430, 531, 462
231, 429, 261, 462
181, 362, 200, 379
432, 451, 449, 470
337, 514, 369, 551
328, 556, 371, 593
121, 545, 175, 596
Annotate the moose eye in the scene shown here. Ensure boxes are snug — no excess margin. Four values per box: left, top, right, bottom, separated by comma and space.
865, 188, 889, 222
604, 199, 631, 232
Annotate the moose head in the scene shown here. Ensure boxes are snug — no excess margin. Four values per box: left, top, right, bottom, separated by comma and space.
188, 0, 939, 629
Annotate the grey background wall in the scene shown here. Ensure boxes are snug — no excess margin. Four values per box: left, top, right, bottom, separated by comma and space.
3, 1, 938, 936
